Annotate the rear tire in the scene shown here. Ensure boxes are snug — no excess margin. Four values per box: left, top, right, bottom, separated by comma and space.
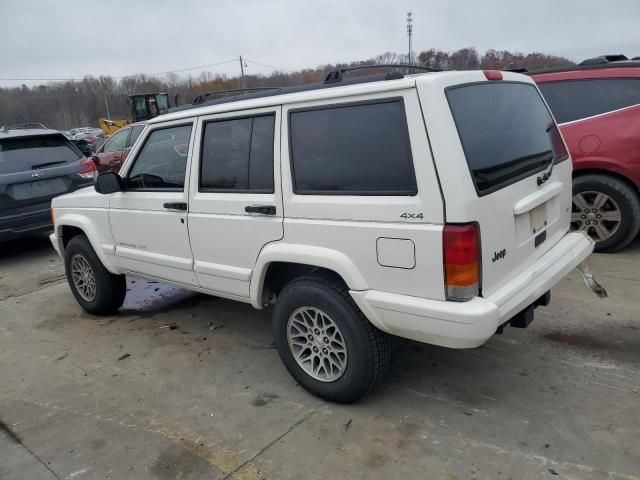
64, 235, 126, 314
273, 272, 390, 403
572, 175, 640, 252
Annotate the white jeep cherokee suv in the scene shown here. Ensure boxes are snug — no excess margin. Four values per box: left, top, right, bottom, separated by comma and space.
50, 68, 594, 402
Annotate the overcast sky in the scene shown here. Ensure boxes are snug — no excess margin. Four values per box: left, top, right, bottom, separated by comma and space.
0, 0, 638, 87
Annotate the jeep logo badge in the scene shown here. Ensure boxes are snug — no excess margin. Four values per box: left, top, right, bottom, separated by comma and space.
32, 171, 45, 179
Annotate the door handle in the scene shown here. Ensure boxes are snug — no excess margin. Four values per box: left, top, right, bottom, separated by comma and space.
245, 205, 276, 215
163, 202, 187, 211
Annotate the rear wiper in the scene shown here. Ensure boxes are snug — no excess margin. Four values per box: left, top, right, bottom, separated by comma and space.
31, 161, 66, 170
537, 124, 558, 186
536, 153, 555, 186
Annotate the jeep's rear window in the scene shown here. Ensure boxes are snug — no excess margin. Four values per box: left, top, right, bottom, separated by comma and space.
447, 82, 568, 196
289, 100, 417, 195
0, 134, 81, 175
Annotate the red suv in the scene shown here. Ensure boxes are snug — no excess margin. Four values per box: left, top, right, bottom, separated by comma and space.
90, 122, 146, 174
531, 58, 640, 251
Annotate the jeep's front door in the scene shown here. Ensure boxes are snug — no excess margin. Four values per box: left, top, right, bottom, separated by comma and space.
187, 107, 284, 299
108, 120, 198, 286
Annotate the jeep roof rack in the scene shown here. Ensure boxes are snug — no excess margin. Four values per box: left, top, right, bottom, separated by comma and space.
193, 87, 283, 105
173, 68, 429, 114
324, 64, 440, 83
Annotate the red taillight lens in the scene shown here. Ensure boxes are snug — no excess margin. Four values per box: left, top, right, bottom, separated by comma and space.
78, 158, 97, 179
443, 223, 480, 301
483, 70, 503, 81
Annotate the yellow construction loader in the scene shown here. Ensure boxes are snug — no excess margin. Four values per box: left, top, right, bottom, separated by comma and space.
99, 92, 170, 136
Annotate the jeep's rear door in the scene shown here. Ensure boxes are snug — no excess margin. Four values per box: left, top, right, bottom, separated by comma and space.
187, 106, 284, 299
418, 72, 573, 298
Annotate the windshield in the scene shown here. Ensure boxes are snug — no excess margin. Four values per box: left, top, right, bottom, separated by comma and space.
0, 134, 82, 174
447, 82, 568, 196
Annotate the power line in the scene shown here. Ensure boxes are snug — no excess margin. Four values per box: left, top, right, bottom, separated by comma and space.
243, 59, 295, 73
0, 58, 239, 82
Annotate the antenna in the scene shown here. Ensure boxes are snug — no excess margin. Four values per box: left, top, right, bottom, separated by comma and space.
406, 12, 414, 66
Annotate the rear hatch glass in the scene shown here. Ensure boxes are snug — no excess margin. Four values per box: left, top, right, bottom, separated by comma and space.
0, 134, 82, 174
447, 82, 568, 196
0, 134, 84, 213
443, 81, 572, 298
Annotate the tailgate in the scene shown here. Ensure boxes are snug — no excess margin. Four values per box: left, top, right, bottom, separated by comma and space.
0, 134, 86, 214
420, 73, 573, 298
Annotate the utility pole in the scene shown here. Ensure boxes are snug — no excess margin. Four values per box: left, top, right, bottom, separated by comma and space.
101, 78, 111, 120
239, 55, 246, 88
406, 12, 413, 66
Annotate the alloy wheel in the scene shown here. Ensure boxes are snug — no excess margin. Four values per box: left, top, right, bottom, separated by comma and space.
70, 254, 97, 302
287, 306, 348, 382
571, 191, 622, 242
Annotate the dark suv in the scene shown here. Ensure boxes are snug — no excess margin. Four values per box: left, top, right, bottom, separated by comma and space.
531, 57, 640, 251
0, 128, 97, 241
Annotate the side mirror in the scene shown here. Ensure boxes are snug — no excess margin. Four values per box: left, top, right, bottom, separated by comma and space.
94, 171, 123, 194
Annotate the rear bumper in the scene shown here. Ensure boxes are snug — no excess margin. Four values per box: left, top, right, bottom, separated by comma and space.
0, 208, 52, 241
350, 231, 594, 349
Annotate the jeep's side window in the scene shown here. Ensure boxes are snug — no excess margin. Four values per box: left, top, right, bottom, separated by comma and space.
126, 124, 192, 190
539, 78, 640, 124
200, 114, 275, 193
289, 100, 417, 195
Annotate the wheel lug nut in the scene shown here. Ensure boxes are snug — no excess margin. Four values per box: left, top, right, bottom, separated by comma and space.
322, 348, 328, 354
581, 215, 586, 219
585, 221, 590, 225
314, 329, 320, 334
308, 334, 313, 340
596, 214, 601, 219
593, 221, 598, 225
313, 346, 318, 353
324, 337, 329, 343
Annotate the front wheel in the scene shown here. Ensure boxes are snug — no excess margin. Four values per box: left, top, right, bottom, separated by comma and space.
273, 273, 390, 403
572, 175, 640, 252
64, 235, 126, 314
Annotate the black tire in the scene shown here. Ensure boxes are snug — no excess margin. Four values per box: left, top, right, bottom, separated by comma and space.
572, 175, 640, 252
273, 272, 390, 403
64, 235, 126, 315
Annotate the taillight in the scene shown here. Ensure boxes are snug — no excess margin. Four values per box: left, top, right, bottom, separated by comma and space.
443, 223, 480, 301
78, 158, 97, 179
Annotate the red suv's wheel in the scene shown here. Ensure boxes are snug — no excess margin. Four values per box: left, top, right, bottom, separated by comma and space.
572, 175, 640, 252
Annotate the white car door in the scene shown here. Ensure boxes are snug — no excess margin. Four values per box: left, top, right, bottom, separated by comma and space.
188, 106, 284, 299
108, 119, 198, 286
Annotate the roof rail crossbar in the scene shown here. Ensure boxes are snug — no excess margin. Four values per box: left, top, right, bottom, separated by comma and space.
324, 64, 440, 84
7, 123, 47, 130
579, 54, 629, 66
193, 87, 282, 105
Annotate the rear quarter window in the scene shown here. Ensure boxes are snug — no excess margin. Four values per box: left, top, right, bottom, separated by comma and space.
289, 99, 417, 195
447, 82, 568, 196
0, 134, 81, 174
537, 78, 640, 124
